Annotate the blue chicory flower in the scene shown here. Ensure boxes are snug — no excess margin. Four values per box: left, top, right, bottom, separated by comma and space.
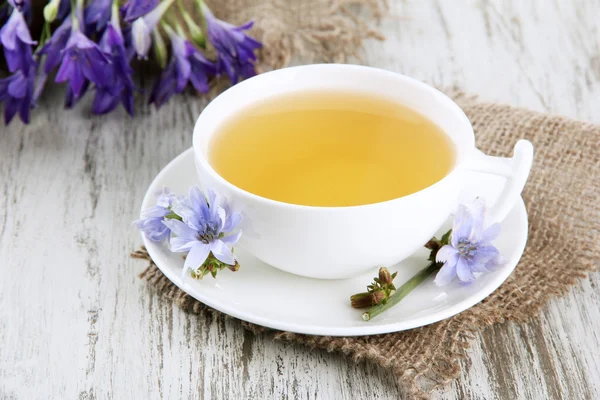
163, 186, 242, 277
135, 187, 180, 242
93, 15, 135, 115
0, 8, 36, 72
435, 199, 503, 286
55, 29, 110, 99
0, 66, 34, 124
85, 0, 112, 32
121, 0, 159, 22
130, 0, 173, 58
149, 25, 216, 107
201, 2, 261, 84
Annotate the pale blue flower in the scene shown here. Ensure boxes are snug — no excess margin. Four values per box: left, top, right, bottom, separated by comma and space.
163, 186, 242, 277
135, 187, 179, 242
434, 199, 502, 286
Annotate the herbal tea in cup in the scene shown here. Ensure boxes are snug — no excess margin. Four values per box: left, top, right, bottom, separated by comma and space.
209, 91, 456, 207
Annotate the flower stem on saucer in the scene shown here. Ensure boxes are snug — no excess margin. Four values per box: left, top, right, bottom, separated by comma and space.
361, 262, 442, 321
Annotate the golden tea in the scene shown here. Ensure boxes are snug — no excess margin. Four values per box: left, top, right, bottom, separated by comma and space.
209, 91, 455, 207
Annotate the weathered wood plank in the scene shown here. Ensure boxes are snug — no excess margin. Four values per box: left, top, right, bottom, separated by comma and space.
1, 1, 599, 399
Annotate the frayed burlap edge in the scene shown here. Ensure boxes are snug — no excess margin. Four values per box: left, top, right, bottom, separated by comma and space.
132, 247, 595, 398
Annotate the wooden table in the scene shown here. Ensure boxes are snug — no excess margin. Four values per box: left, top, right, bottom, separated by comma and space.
2, 1, 599, 398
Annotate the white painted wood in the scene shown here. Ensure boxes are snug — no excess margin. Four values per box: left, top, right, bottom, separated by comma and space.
1, 0, 599, 399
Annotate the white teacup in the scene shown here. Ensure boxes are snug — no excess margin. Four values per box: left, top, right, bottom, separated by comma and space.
193, 64, 533, 280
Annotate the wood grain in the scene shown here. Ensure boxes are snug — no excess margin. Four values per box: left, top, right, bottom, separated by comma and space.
1, 0, 599, 399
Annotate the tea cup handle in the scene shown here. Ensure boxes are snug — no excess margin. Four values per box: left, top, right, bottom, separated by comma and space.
463, 140, 534, 224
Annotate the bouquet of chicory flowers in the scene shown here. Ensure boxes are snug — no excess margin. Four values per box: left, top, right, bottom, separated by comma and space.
0, 0, 261, 124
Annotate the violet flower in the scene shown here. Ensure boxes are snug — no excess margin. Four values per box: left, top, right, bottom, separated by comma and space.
0, 66, 34, 124
55, 28, 110, 100
122, 0, 159, 22
148, 58, 177, 107
40, 17, 72, 73
93, 8, 135, 115
135, 187, 180, 242
130, 0, 173, 58
0, 8, 36, 72
85, 0, 112, 32
57, 0, 71, 21
8, 0, 30, 18
38, 18, 89, 108
201, 2, 261, 84
149, 24, 216, 107
186, 40, 216, 93
163, 186, 242, 277
434, 200, 503, 286
64, 80, 90, 108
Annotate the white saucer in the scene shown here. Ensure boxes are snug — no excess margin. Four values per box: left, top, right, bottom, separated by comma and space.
141, 148, 528, 336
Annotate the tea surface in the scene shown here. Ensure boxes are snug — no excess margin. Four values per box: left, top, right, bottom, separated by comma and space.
209, 91, 455, 207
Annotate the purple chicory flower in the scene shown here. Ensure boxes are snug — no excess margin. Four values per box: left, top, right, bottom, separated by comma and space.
85, 0, 112, 32
434, 199, 503, 286
0, 65, 34, 124
93, 17, 135, 115
130, 0, 173, 58
135, 187, 180, 242
0, 8, 36, 72
55, 29, 110, 99
149, 24, 216, 107
201, 2, 261, 84
121, 0, 159, 22
163, 186, 242, 277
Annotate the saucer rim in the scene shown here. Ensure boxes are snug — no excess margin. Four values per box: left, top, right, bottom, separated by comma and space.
141, 148, 528, 336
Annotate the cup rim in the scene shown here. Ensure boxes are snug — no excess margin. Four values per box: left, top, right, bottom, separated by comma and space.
193, 64, 475, 211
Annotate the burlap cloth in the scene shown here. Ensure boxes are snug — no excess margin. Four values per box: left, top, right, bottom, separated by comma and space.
132, 0, 600, 397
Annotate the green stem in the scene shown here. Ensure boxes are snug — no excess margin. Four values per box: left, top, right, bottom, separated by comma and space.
361, 262, 442, 321
70, 0, 81, 30
35, 21, 52, 53
165, 211, 182, 221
